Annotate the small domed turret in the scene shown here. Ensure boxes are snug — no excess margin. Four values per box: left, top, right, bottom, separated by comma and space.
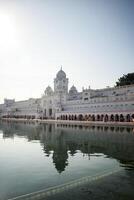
69, 85, 78, 95
45, 86, 53, 96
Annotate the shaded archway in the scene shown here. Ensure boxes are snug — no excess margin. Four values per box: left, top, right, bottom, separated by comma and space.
91, 115, 95, 121
85, 115, 88, 121
69, 115, 72, 120
97, 115, 101, 121
131, 114, 134, 122
104, 114, 108, 122
74, 115, 77, 120
110, 114, 114, 122
78, 114, 83, 121
120, 114, 124, 122
88, 114, 91, 121
115, 114, 119, 122
100, 114, 104, 121
63, 115, 66, 120
126, 114, 131, 122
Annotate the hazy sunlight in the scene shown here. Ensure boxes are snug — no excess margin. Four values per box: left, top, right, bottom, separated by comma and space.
0, 12, 17, 49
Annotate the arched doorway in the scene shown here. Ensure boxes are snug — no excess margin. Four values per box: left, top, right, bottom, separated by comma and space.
49, 108, 52, 117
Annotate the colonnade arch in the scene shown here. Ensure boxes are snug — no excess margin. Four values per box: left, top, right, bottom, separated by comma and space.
58, 113, 134, 122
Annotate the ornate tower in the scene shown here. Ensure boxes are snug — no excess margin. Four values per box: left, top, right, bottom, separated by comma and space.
54, 67, 68, 94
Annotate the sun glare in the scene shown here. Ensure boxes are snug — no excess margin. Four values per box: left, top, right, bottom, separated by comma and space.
0, 13, 17, 49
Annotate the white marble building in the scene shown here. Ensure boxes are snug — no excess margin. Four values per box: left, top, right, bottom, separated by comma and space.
0, 69, 134, 122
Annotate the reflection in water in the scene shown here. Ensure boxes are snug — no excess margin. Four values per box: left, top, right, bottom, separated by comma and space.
0, 121, 134, 173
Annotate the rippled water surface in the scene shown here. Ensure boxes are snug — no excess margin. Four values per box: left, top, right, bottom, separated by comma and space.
0, 121, 134, 200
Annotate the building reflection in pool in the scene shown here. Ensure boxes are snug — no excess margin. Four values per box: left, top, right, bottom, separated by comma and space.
0, 121, 134, 173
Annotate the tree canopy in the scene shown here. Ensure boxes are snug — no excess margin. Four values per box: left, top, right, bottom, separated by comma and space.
116, 73, 134, 86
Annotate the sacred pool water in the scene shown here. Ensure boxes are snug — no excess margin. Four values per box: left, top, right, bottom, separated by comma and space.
0, 121, 134, 200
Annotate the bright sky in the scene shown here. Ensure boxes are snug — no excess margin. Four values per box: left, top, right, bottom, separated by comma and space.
0, 0, 134, 103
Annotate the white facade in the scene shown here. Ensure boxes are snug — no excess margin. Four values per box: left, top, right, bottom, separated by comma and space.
0, 69, 134, 122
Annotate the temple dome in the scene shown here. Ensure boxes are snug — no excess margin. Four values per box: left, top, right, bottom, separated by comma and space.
45, 86, 53, 96
56, 68, 66, 79
69, 85, 78, 95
